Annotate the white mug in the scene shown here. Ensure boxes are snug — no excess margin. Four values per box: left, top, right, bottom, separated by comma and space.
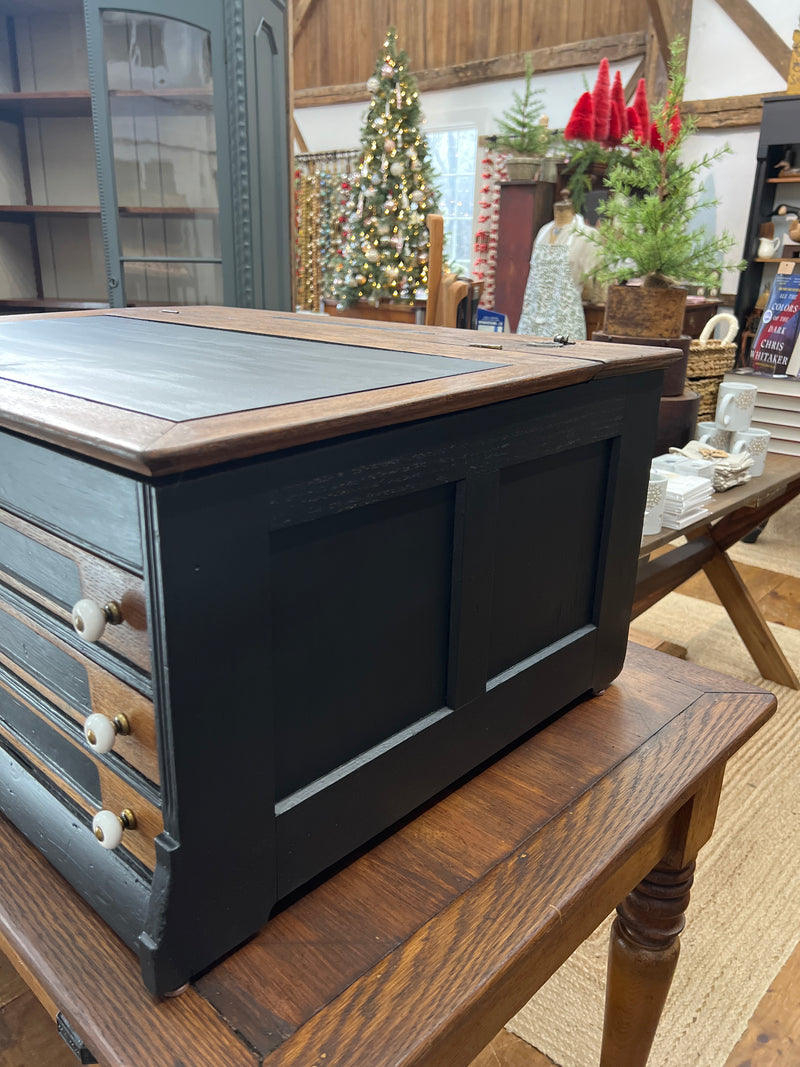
757, 235, 781, 258
696, 421, 732, 451
715, 382, 758, 431
731, 427, 771, 476
642, 470, 668, 539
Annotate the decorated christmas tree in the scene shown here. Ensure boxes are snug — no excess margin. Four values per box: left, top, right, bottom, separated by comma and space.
332, 28, 441, 308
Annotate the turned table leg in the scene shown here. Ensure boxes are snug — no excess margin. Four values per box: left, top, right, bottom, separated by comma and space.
599, 764, 726, 1067
599, 862, 694, 1066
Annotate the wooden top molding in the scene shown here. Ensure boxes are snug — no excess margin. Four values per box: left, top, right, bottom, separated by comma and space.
0, 307, 680, 477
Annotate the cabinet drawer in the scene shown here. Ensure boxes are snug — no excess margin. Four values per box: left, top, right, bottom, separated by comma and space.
0, 508, 150, 672
0, 431, 142, 570
0, 598, 158, 786
0, 679, 162, 871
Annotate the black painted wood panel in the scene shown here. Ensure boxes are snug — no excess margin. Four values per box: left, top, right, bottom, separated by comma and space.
0, 675, 101, 806
0, 519, 83, 608
272, 484, 455, 797
0, 432, 142, 570
488, 440, 610, 679
0, 604, 91, 712
0, 744, 150, 949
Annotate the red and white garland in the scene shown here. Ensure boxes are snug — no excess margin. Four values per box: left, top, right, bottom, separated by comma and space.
471, 148, 507, 309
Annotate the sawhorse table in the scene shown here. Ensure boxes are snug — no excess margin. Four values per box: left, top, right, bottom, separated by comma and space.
636, 453, 800, 689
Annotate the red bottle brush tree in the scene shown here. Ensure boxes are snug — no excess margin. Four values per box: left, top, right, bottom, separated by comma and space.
631, 79, 651, 144
626, 107, 643, 142
564, 91, 594, 141
592, 57, 611, 141
610, 70, 628, 143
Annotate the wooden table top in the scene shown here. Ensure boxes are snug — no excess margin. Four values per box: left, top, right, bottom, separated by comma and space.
0, 644, 775, 1066
639, 452, 800, 555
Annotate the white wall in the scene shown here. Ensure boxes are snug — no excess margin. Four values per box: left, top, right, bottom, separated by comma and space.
294, 61, 642, 150
294, 0, 800, 294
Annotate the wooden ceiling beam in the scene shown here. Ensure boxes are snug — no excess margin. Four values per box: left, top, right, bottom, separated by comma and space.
646, 0, 674, 69
682, 91, 786, 128
294, 31, 647, 108
643, 18, 668, 103
624, 57, 646, 101
293, 0, 319, 41
713, 0, 791, 79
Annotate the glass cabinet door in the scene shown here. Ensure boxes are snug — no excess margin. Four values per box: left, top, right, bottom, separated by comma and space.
86, 0, 233, 307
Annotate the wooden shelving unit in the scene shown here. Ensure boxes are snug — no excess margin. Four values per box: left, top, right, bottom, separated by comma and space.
734, 95, 800, 361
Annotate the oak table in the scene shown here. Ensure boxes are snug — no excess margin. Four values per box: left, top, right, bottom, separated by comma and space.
636, 452, 800, 689
0, 644, 776, 1067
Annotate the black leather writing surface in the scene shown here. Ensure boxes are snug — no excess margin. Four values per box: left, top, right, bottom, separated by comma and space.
0, 317, 505, 421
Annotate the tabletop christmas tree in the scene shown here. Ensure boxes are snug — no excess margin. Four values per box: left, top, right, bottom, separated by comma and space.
332, 28, 441, 308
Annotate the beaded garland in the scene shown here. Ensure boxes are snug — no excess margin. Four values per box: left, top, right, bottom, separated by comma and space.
471, 148, 508, 309
294, 154, 359, 311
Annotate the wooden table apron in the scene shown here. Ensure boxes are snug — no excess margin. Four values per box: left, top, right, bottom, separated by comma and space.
636, 453, 800, 689
0, 644, 776, 1067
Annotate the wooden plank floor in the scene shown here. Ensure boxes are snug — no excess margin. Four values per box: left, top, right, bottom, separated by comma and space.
1, 565, 798, 1067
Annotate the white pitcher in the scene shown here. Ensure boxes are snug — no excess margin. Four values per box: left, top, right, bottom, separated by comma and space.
757, 236, 781, 258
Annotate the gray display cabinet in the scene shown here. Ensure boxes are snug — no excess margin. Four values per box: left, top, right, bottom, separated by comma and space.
0, 0, 291, 313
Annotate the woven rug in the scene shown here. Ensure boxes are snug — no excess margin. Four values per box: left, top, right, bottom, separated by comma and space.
727, 493, 800, 578
507, 594, 800, 1067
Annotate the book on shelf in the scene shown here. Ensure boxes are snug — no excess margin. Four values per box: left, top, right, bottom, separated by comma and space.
749, 268, 800, 377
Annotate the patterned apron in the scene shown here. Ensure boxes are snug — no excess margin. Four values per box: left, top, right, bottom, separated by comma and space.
517, 239, 587, 341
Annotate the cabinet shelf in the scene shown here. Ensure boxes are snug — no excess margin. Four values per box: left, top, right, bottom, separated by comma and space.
0, 89, 212, 118
0, 205, 218, 217
767, 176, 800, 183
0, 298, 109, 311
109, 87, 213, 98
0, 205, 100, 216
118, 206, 219, 216
0, 91, 92, 117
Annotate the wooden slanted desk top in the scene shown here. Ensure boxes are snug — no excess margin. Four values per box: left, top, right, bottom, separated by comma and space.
0, 306, 681, 476
0, 644, 775, 1067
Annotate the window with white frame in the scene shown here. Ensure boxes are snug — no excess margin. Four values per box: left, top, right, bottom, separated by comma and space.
426, 126, 478, 272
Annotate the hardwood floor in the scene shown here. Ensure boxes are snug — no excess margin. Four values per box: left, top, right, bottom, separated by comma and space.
1, 564, 798, 1067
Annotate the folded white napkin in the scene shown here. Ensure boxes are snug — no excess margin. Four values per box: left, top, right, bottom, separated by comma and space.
670, 441, 753, 492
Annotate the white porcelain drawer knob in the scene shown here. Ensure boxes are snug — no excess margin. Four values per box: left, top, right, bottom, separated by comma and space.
84, 712, 130, 754
71, 598, 122, 643
92, 808, 136, 850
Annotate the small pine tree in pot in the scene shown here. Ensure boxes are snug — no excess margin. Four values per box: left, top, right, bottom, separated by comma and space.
493, 57, 554, 180
590, 39, 745, 337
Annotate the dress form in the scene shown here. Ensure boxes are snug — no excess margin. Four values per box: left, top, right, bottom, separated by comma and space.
517, 196, 597, 339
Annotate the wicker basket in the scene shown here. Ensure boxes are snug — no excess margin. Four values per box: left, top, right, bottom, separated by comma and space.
687, 313, 738, 419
